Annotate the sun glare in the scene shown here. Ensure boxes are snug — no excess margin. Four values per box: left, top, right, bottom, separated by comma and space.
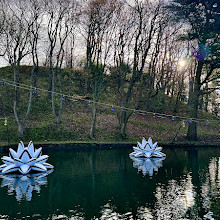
179, 60, 186, 67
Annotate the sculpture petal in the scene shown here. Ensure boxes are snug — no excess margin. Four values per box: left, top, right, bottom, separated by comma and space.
19, 150, 32, 163
2, 156, 14, 165
28, 141, 35, 157
148, 137, 153, 147
145, 144, 151, 152
17, 141, 25, 157
36, 155, 49, 164
152, 142, 158, 149
133, 146, 142, 152
33, 148, 42, 158
154, 147, 163, 152
152, 151, 166, 158
14, 158, 24, 167
9, 148, 18, 159
2, 164, 18, 174
144, 152, 152, 158
137, 142, 143, 149
43, 163, 54, 169
19, 164, 31, 174
32, 163, 47, 172
129, 152, 137, 156
26, 158, 37, 166
142, 138, 147, 148
134, 151, 145, 157
160, 152, 166, 157
0, 164, 7, 170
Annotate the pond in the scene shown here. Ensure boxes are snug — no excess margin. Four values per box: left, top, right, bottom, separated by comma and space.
0, 147, 219, 219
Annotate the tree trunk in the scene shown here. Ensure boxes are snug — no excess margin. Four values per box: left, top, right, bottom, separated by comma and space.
84, 77, 88, 95
188, 79, 193, 106
187, 61, 203, 141
51, 69, 57, 120
56, 114, 61, 124
32, 65, 38, 101
18, 122, 24, 137
48, 74, 52, 98
174, 92, 180, 113
51, 68, 63, 124
120, 110, 127, 137
90, 101, 97, 138
204, 83, 208, 112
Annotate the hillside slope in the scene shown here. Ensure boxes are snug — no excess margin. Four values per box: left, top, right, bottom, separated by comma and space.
0, 66, 219, 144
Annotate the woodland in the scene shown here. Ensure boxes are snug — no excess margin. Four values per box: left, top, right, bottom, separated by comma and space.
0, 0, 219, 143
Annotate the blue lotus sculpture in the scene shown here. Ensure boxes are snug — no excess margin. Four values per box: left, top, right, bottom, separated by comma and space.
129, 137, 166, 158
0, 141, 54, 174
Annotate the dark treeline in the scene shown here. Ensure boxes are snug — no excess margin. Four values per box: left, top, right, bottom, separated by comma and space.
0, 0, 219, 140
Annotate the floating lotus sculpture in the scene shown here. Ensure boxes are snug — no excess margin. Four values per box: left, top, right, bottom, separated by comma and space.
0, 170, 53, 201
0, 141, 54, 174
130, 156, 165, 176
129, 137, 166, 158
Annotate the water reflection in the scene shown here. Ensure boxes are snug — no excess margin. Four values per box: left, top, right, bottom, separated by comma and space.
136, 206, 154, 219
0, 170, 53, 201
0, 149, 219, 219
201, 157, 220, 219
97, 202, 134, 219
154, 174, 195, 219
130, 156, 165, 176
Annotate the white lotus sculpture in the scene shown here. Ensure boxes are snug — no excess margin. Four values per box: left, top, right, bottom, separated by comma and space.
129, 137, 166, 158
130, 156, 165, 176
0, 141, 54, 174
0, 170, 53, 201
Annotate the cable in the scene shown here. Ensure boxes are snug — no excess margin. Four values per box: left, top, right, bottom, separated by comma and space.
0, 77, 219, 123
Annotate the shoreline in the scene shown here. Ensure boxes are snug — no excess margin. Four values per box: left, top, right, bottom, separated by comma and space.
0, 141, 219, 152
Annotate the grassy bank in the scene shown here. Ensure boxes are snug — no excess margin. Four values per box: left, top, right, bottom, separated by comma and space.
0, 66, 219, 146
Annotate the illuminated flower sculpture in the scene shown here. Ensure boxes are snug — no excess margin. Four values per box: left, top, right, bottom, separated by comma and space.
129, 137, 166, 158
0, 141, 54, 174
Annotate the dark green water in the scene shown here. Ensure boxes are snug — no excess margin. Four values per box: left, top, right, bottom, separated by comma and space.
0, 147, 220, 219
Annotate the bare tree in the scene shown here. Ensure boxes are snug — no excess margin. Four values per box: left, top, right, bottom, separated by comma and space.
115, 0, 163, 136
45, 0, 76, 123
80, 0, 117, 138
0, 0, 42, 136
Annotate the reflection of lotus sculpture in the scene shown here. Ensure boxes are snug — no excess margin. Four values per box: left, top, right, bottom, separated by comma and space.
130, 156, 165, 176
0, 170, 53, 201
0, 141, 54, 174
129, 137, 166, 158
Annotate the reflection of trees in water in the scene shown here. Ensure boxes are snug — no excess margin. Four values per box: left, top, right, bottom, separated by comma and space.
96, 202, 154, 219
153, 174, 195, 219
201, 157, 220, 219
98, 202, 130, 219
93, 174, 196, 220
